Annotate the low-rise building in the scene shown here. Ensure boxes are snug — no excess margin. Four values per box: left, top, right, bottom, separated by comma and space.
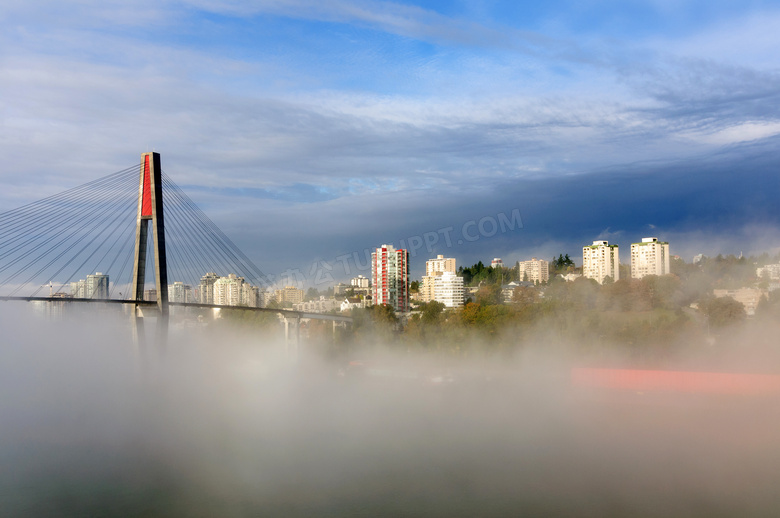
757, 264, 780, 281
713, 288, 766, 316
502, 281, 534, 303
340, 297, 366, 312
333, 283, 351, 296
294, 297, 339, 313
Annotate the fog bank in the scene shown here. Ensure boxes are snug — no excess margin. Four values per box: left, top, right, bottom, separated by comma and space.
1, 305, 779, 517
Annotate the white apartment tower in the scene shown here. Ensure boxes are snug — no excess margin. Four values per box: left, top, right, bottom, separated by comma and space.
199, 272, 258, 307
518, 258, 549, 284
71, 272, 109, 299
630, 237, 670, 279
86, 273, 109, 299
421, 255, 457, 303
583, 240, 620, 284
433, 271, 464, 308
426, 255, 456, 277
213, 274, 258, 307
371, 244, 410, 312
198, 272, 220, 304
350, 275, 369, 288
168, 281, 193, 303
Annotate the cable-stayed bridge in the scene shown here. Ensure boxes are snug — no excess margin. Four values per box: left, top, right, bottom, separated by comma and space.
0, 152, 350, 349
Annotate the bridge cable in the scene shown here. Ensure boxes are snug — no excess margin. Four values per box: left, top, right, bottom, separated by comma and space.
162, 173, 269, 287
2, 172, 138, 295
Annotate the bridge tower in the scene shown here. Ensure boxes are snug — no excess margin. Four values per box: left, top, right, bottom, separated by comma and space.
130, 152, 168, 346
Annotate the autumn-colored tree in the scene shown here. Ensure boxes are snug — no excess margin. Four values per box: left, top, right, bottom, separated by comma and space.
476, 283, 503, 305
699, 296, 746, 328
512, 286, 539, 307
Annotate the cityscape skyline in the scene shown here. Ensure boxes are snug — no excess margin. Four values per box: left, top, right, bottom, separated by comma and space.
59, 231, 768, 299
58, 233, 780, 315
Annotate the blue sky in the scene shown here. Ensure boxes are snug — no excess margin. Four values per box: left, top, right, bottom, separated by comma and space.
2, 0, 780, 286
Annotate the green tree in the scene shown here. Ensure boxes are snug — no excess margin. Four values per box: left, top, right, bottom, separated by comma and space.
551, 254, 575, 273
420, 300, 446, 324
214, 308, 282, 333
351, 304, 399, 347
305, 287, 319, 301
265, 298, 282, 309
618, 263, 630, 281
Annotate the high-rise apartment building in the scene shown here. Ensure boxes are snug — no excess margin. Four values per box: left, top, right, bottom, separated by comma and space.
213, 273, 258, 307
199, 272, 220, 304
274, 285, 304, 305
630, 237, 670, 279
70, 280, 85, 298
426, 255, 456, 277
433, 271, 464, 308
168, 281, 193, 303
517, 258, 549, 284
86, 273, 109, 299
371, 244, 409, 312
583, 240, 620, 284
198, 272, 259, 307
421, 254, 457, 303
70, 272, 109, 299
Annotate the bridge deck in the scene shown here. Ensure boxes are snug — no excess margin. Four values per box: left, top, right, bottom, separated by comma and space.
0, 297, 353, 323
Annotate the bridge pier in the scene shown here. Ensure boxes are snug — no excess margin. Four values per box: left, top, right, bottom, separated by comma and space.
283, 315, 300, 357
132, 307, 146, 350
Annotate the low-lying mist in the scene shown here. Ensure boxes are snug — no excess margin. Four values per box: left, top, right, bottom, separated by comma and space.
2, 305, 780, 517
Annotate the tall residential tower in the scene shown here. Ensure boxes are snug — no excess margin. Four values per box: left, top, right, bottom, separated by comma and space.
630, 237, 670, 279
420, 254, 457, 303
517, 258, 549, 284
371, 244, 410, 312
583, 240, 619, 284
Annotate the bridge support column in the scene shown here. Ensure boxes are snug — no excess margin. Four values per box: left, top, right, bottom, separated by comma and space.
283, 315, 300, 357
130, 152, 168, 350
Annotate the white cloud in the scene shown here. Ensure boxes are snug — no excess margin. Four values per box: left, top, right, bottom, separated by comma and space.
679, 121, 780, 146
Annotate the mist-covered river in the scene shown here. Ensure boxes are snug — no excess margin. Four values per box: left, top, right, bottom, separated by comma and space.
2, 307, 780, 517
